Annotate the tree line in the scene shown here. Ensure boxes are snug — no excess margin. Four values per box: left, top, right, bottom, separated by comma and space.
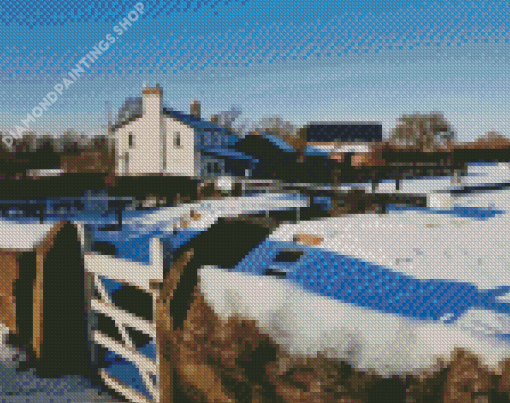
1, 110, 509, 156
245, 111, 510, 151
0, 130, 111, 155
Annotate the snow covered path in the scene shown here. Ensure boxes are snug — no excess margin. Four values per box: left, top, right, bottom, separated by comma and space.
0, 325, 123, 402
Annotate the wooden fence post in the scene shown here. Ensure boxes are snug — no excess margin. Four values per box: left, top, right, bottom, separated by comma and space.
156, 248, 195, 403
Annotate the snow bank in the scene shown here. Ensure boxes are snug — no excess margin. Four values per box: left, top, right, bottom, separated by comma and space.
0, 222, 54, 250
199, 267, 510, 377
268, 208, 510, 290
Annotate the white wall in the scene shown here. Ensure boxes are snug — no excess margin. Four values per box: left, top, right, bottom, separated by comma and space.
114, 88, 165, 175
116, 115, 163, 175
115, 87, 229, 178
162, 116, 195, 177
115, 95, 197, 176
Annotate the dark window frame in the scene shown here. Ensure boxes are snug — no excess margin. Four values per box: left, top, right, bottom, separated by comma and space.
174, 132, 181, 148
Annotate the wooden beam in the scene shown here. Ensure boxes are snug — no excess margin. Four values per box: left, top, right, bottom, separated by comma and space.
156, 248, 195, 403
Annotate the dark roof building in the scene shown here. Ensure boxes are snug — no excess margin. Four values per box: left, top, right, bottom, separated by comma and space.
304, 122, 383, 143
234, 132, 299, 181
255, 132, 297, 153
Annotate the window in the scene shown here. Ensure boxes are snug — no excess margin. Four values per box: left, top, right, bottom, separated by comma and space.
264, 267, 291, 279
206, 161, 221, 175
174, 132, 181, 148
204, 131, 212, 146
128, 132, 134, 148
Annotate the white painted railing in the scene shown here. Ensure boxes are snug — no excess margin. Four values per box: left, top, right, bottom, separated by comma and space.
89, 265, 160, 402
99, 368, 154, 403
79, 224, 166, 403
92, 330, 159, 399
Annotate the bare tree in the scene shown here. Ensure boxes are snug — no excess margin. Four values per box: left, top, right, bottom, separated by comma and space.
89, 134, 111, 151
389, 112, 455, 151
255, 116, 297, 137
231, 117, 254, 138
9, 131, 37, 154
59, 129, 81, 153
36, 134, 56, 153
115, 97, 142, 126
0, 133, 13, 153
215, 106, 243, 129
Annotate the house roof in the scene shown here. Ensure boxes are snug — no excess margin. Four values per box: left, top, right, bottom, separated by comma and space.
257, 132, 297, 153
111, 113, 143, 131
111, 105, 233, 133
163, 108, 231, 132
200, 147, 259, 162
304, 122, 383, 143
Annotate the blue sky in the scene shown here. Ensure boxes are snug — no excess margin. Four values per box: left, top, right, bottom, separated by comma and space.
0, 0, 509, 141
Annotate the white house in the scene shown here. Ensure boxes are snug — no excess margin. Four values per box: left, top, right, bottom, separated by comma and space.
112, 84, 256, 179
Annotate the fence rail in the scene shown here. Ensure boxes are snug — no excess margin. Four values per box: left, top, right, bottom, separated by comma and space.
79, 223, 168, 403
90, 267, 160, 402
239, 179, 284, 195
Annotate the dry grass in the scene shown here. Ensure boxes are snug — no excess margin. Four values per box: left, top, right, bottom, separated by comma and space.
159, 249, 510, 403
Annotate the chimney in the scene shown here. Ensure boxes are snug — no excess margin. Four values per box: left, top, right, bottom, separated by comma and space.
190, 100, 201, 119
211, 114, 219, 124
142, 83, 163, 117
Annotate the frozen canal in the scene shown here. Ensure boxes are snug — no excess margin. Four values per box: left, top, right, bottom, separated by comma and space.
1, 162, 509, 400
203, 163, 510, 377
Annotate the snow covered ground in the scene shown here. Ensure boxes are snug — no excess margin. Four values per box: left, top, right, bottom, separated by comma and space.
2, 163, 509, 399
123, 193, 308, 229
0, 368, 125, 403
0, 324, 124, 402
374, 162, 510, 194
269, 205, 510, 290
199, 166, 510, 378
0, 223, 54, 251
199, 267, 510, 377
89, 193, 308, 263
